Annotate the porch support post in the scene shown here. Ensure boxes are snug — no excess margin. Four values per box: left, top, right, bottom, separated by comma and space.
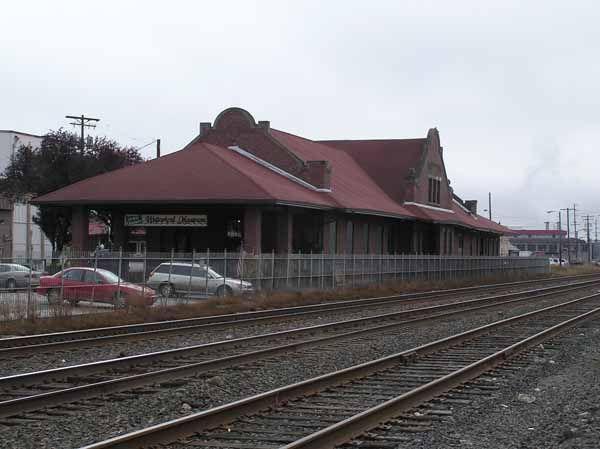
243, 207, 262, 254
276, 208, 293, 253
71, 206, 89, 251
112, 210, 126, 250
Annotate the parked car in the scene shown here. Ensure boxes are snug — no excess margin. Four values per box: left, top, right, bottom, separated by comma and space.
549, 257, 568, 266
147, 262, 254, 297
37, 267, 156, 307
0, 263, 43, 289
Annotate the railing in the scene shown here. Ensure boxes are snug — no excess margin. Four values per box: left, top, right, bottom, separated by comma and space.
0, 251, 549, 322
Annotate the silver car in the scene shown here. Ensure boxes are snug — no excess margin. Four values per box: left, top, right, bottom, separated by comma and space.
147, 262, 254, 297
0, 263, 42, 289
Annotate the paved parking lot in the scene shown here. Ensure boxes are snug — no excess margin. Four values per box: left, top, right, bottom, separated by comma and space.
0, 290, 201, 321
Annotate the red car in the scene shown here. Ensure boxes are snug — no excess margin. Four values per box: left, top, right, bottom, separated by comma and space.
37, 267, 156, 307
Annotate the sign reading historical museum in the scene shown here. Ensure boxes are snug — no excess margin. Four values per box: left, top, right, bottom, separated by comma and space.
124, 214, 208, 227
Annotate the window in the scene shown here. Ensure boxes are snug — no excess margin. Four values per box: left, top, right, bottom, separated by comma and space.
191, 267, 208, 278
173, 265, 192, 276
428, 177, 441, 204
84, 270, 103, 284
63, 269, 84, 281
226, 218, 242, 238
0, 265, 9, 273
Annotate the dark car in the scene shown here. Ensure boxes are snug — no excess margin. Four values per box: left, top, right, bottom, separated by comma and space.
0, 263, 43, 289
37, 267, 156, 307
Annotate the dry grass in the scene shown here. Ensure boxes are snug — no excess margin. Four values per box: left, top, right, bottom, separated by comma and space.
2, 268, 599, 336
550, 264, 600, 276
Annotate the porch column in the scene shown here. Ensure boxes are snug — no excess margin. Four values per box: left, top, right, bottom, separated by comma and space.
276, 209, 293, 253
71, 206, 89, 251
112, 210, 126, 250
243, 207, 262, 254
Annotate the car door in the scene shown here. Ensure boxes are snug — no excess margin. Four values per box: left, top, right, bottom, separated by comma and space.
61, 269, 85, 300
190, 266, 209, 295
83, 269, 106, 303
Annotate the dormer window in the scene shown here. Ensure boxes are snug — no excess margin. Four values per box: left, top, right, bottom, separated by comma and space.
428, 176, 441, 204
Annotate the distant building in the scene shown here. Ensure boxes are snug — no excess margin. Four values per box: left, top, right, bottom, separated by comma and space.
509, 229, 587, 261
0, 130, 53, 259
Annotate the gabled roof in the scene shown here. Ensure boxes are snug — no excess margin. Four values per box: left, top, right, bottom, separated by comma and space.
270, 130, 414, 218
33, 142, 337, 208
32, 107, 511, 235
318, 138, 426, 203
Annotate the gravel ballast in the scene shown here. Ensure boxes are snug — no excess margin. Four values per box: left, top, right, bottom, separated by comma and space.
3, 292, 600, 449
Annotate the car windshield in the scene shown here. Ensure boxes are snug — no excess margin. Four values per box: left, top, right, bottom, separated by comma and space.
96, 269, 125, 284
206, 267, 223, 279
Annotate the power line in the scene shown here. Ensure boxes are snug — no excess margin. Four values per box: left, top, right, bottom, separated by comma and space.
66, 114, 100, 152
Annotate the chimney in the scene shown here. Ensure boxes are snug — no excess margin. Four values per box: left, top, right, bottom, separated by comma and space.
199, 122, 212, 137
258, 120, 270, 132
464, 200, 478, 215
156, 138, 161, 158
303, 160, 331, 190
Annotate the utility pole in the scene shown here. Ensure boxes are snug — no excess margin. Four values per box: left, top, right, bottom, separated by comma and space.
66, 114, 100, 152
488, 192, 492, 220
562, 207, 571, 263
156, 139, 161, 158
573, 204, 578, 262
584, 215, 592, 263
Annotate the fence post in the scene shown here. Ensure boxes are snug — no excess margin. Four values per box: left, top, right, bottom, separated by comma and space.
141, 248, 147, 301
309, 251, 313, 289
321, 251, 325, 290
92, 250, 99, 303
116, 247, 123, 309
59, 253, 66, 303
297, 251, 301, 290
167, 249, 174, 300
239, 249, 244, 292
26, 256, 32, 321
352, 253, 356, 288
205, 249, 210, 298
286, 252, 290, 289
187, 249, 195, 301
271, 250, 275, 290
223, 249, 227, 292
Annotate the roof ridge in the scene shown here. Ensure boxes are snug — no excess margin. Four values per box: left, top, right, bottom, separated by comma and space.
318, 138, 426, 143
203, 143, 276, 201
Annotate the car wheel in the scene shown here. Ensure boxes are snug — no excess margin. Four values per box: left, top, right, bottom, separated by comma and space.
5, 279, 16, 291
113, 292, 127, 309
68, 300, 79, 307
47, 289, 61, 304
159, 283, 175, 298
216, 285, 233, 297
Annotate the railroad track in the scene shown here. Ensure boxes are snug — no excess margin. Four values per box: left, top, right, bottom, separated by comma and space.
1, 273, 597, 356
0, 278, 598, 424
76, 291, 600, 449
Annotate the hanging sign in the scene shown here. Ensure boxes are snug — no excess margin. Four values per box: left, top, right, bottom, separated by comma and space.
124, 214, 208, 227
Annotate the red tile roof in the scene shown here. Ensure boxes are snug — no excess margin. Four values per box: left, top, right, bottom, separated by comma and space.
318, 138, 426, 204
33, 142, 337, 208
270, 130, 414, 218
33, 115, 510, 235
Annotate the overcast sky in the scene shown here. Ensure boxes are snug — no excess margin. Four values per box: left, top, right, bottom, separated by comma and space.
1, 1, 599, 231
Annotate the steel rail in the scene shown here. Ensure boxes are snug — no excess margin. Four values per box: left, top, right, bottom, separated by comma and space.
1, 278, 596, 393
76, 291, 600, 449
1, 273, 595, 351
282, 304, 600, 448
2, 274, 597, 355
2, 280, 594, 418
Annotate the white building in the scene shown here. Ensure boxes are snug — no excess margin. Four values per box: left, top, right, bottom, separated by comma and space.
0, 130, 53, 260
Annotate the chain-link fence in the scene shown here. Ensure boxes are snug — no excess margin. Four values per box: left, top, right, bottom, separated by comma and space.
0, 251, 549, 322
